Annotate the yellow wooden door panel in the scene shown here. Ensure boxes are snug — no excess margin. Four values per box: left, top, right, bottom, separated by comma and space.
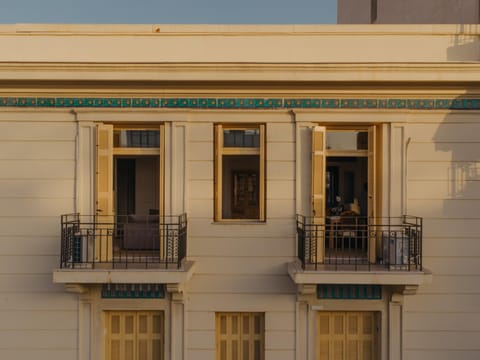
106, 311, 164, 360
216, 313, 264, 360
318, 312, 377, 360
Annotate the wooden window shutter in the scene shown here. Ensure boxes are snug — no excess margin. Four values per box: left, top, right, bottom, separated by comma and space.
367, 126, 376, 219
367, 126, 377, 263
312, 126, 326, 263
312, 126, 326, 219
95, 124, 114, 262
96, 123, 114, 216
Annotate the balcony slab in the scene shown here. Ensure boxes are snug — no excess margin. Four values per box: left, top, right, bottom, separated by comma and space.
288, 260, 432, 290
53, 260, 196, 285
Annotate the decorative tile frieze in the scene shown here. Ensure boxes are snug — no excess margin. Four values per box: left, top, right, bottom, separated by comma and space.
317, 284, 382, 300
340, 99, 377, 109
1, 96, 480, 110
101, 283, 165, 299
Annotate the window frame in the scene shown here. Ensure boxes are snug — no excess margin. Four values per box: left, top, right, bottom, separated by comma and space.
214, 124, 266, 222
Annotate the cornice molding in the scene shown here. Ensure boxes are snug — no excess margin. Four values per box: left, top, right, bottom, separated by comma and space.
0, 62, 480, 82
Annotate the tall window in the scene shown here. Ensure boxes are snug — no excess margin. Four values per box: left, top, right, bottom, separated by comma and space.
215, 124, 265, 221
95, 124, 164, 260
105, 311, 164, 360
312, 126, 377, 262
216, 312, 265, 360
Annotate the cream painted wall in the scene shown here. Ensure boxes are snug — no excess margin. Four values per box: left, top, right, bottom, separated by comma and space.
186, 116, 297, 360
0, 110, 78, 360
0, 24, 478, 64
0, 26, 479, 360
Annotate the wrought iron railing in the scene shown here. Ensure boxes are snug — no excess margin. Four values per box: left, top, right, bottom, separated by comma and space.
296, 215, 422, 271
60, 213, 187, 269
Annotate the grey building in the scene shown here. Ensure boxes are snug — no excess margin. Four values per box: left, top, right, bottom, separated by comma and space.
338, 0, 480, 24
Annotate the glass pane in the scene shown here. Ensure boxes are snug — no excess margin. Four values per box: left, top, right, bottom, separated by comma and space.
223, 129, 260, 148
114, 129, 160, 148
326, 131, 368, 151
222, 155, 260, 219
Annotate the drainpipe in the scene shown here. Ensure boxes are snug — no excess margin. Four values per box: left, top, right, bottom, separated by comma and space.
70, 108, 79, 214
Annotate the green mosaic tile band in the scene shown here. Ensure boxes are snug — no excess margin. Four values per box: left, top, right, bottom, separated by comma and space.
101, 283, 165, 299
1, 96, 480, 110
317, 284, 382, 300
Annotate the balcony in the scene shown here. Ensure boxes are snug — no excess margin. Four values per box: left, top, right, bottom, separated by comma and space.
288, 215, 431, 292
53, 213, 195, 287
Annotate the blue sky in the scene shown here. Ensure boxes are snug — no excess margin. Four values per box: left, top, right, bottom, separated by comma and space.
0, 0, 337, 24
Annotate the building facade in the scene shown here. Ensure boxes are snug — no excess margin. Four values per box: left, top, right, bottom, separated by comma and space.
338, 0, 480, 24
0, 24, 479, 360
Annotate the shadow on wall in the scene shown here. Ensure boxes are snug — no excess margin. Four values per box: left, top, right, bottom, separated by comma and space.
446, 24, 480, 61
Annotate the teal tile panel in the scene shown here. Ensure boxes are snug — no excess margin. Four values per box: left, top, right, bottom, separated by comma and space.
217, 98, 236, 108
121, 98, 133, 107
132, 98, 161, 107
284, 99, 322, 108
408, 99, 434, 109
37, 98, 56, 107
377, 99, 388, 108
1, 96, 480, 110
451, 98, 480, 110
101, 283, 165, 299
340, 99, 378, 109
322, 99, 341, 108
435, 99, 453, 109
196, 98, 217, 108
387, 99, 408, 109
235, 98, 257, 108
162, 98, 197, 108
317, 284, 382, 300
